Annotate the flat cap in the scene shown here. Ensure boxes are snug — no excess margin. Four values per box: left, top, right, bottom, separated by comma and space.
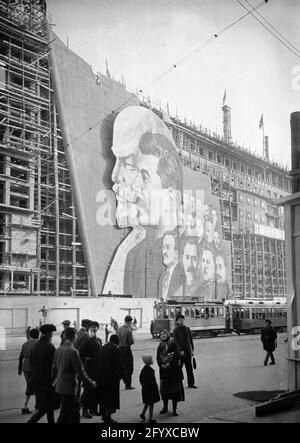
40, 324, 56, 334
61, 320, 71, 326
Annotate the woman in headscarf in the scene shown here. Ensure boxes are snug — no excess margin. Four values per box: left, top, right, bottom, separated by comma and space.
156, 329, 185, 416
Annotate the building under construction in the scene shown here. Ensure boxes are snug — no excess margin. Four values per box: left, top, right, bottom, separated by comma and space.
0, 1, 292, 333
0, 0, 88, 298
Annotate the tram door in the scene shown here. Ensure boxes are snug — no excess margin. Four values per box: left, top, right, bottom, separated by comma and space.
225, 306, 231, 331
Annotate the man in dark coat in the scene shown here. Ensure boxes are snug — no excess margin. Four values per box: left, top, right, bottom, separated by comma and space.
74, 319, 92, 404
27, 324, 59, 423
52, 327, 96, 423
74, 319, 91, 350
79, 321, 102, 417
117, 315, 135, 389
173, 314, 197, 389
96, 334, 122, 423
261, 319, 278, 366
60, 320, 71, 346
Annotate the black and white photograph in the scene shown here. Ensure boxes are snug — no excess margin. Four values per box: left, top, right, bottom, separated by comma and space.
0, 0, 300, 429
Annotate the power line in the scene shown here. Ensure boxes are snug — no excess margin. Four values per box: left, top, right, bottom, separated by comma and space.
69, 0, 268, 149
244, 0, 300, 55
236, 0, 300, 59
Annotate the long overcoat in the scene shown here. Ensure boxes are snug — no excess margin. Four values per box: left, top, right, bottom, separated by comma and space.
30, 337, 60, 411
96, 342, 122, 411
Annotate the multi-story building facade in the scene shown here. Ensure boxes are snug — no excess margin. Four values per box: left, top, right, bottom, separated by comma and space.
0, 0, 292, 311
145, 103, 291, 300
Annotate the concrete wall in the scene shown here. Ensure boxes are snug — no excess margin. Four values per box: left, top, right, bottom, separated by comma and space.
0, 296, 156, 335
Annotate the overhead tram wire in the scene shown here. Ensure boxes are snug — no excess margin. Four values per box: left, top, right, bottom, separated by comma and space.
68, 0, 268, 154
236, 0, 300, 59
244, 0, 300, 56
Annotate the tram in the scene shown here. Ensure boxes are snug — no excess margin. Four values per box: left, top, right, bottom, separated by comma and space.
153, 299, 287, 338
153, 300, 226, 338
225, 300, 287, 334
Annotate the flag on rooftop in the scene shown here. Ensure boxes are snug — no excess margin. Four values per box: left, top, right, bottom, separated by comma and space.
259, 114, 264, 129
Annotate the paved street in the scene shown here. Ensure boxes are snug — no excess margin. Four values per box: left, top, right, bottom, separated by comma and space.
0, 333, 288, 423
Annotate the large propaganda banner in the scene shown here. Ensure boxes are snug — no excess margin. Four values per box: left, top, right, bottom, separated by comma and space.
52, 35, 231, 300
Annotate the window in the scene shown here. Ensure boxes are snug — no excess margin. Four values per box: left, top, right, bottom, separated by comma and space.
239, 193, 244, 202
225, 158, 230, 167
233, 162, 238, 170
246, 196, 251, 205
241, 165, 245, 173
208, 151, 214, 160
217, 155, 222, 164
199, 148, 204, 157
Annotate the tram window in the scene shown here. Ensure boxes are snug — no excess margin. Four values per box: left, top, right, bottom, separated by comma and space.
184, 308, 190, 318
279, 311, 283, 318
163, 309, 169, 319
252, 310, 256, 320
235, 309, 240, 319
220, 308, 224, 317
190, 309, 195, 319
215, 308, 219, 317
170, 308, 175, 319
195, 308, 200, 319
240, 309, 245, 319
244, 309, 249, 319
210, 308, 215, 318
156, 309, 162, 319
200, 308, 205, 319
205, 307, 209, 319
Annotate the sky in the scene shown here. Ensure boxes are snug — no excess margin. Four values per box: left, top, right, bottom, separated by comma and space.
47, 0, 300, 168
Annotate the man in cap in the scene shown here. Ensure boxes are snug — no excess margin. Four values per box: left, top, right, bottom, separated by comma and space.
74, 319, 92, 411
261, 319, 278, 366
173, 315, 197, 389
60, 320, 71, 346
96, 334, 122, 423
117, 315, 135, 390
74, 319, 91, 350
27, 324, 59, 423
52, 327, 96, 423
79, 321, 102, 417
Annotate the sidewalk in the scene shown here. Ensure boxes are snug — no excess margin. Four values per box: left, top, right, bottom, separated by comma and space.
198, 405, 300, 423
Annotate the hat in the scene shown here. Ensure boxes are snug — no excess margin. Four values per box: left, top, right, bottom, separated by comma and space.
176, 314, 185, 321
40, 324, 56, 334
265, 319, 272, 324
61, 320, 71, 326
124, 315, 133, 323
89, 321, 100, 329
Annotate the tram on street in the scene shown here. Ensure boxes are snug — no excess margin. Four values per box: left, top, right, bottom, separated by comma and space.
153, 300, 227, 338
153, 299, 287, 338
225, 300, 287, 334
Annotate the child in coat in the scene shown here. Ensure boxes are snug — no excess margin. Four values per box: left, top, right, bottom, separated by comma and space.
139, 355, 160, 423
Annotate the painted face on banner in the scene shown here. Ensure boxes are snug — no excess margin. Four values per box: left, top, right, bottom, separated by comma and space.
204, 221, 214, 243
201, 249, 215, 284
214, 231, 221, 249
216, 255, 227, 284
111, 106, 182, 228
162, 234, 178, 268
182, 242, 198, 287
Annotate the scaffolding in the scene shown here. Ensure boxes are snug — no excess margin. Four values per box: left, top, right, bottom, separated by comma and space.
0, 0, 89, 296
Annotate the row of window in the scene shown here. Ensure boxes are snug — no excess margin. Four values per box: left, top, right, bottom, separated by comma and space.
232, 308, 287, 320
155, 306, 224, 320
174, 129, 291, 192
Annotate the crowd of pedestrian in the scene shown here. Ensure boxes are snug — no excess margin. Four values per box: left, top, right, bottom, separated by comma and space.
17, 315, 277, 423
